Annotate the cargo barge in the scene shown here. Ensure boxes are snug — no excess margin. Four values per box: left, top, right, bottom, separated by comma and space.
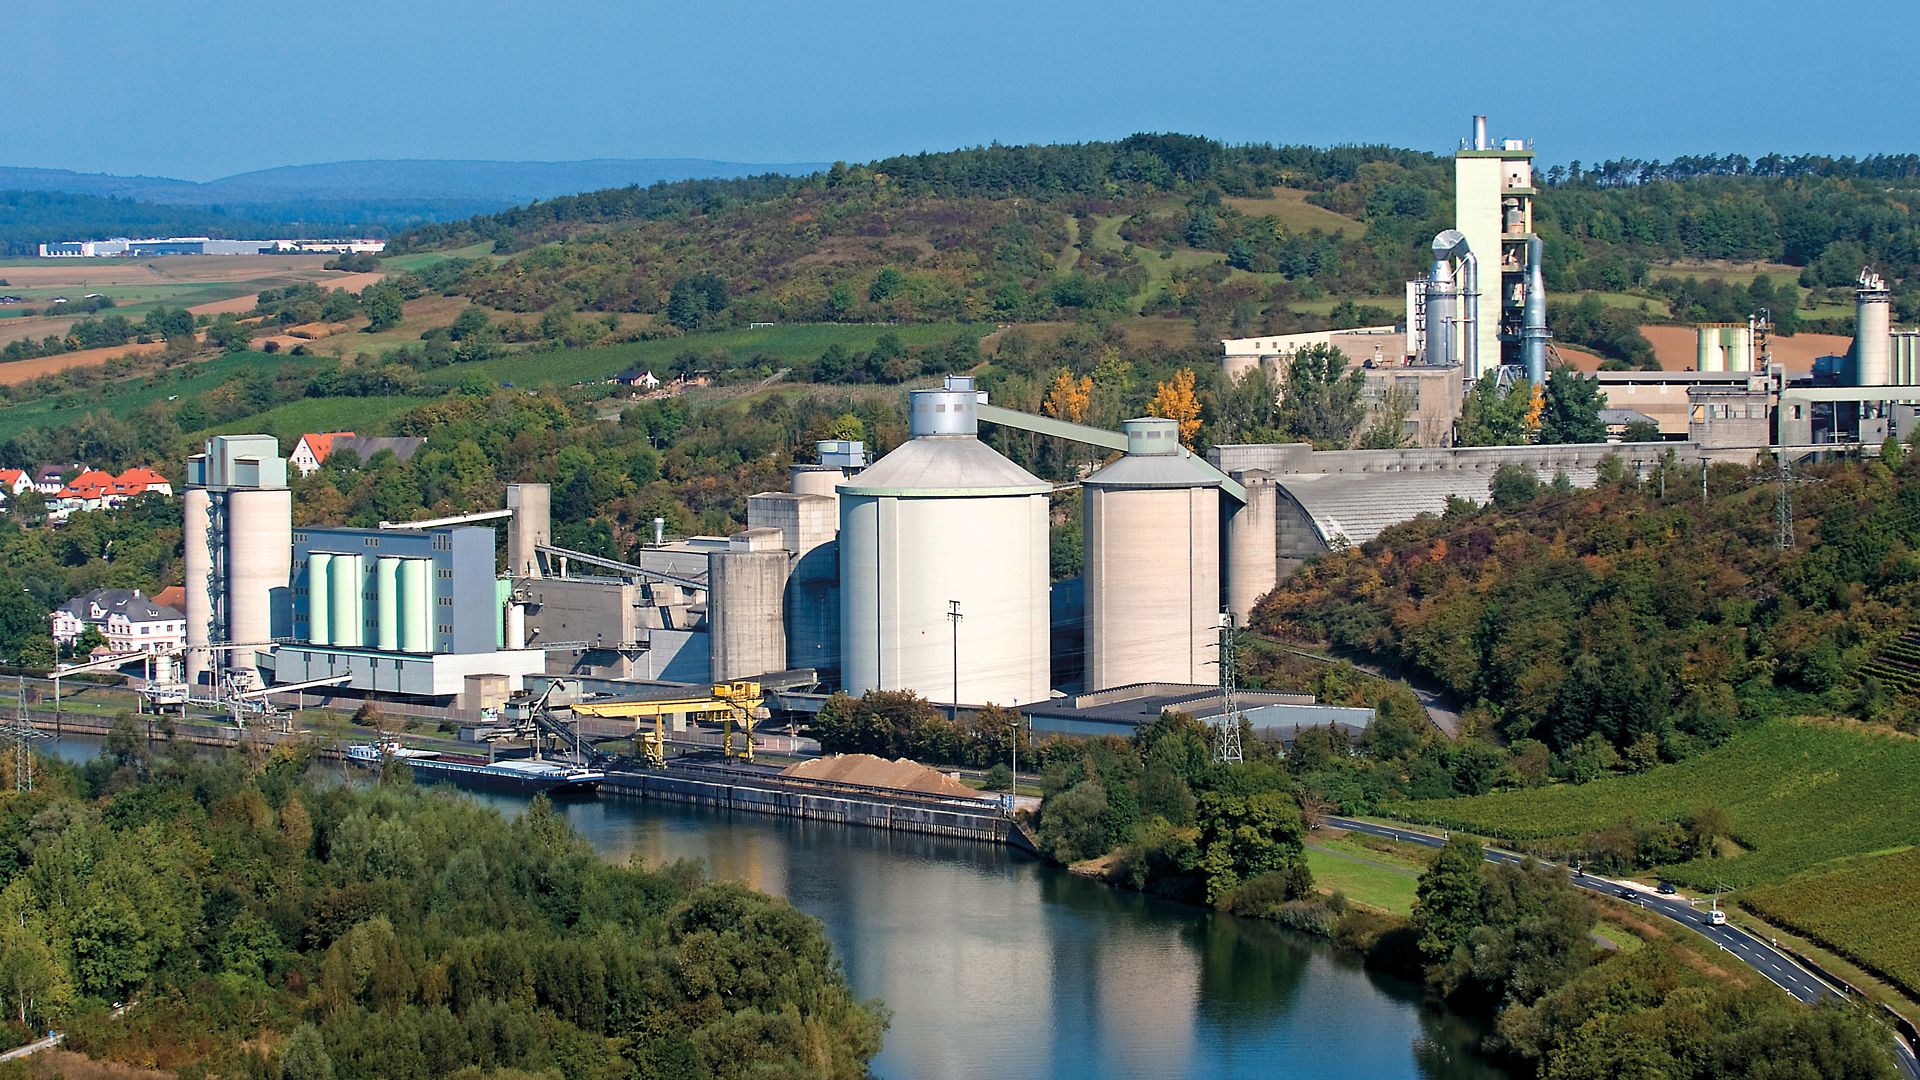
343, 742, 603, 795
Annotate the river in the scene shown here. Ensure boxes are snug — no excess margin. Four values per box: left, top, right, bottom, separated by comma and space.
47, 737, 1504, 1080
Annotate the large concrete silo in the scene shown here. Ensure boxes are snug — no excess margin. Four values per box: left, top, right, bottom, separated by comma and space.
182, 488, 215, 687
1083, 418, 1223, 688
838, 377, 1052, 707
1856, 269, 1893, 387
226, 487, 292, 674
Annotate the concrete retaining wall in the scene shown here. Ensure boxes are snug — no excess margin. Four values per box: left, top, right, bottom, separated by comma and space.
603, 770, 1014, 845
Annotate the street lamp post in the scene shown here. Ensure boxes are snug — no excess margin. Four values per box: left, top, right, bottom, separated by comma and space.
946, 600, 962, 723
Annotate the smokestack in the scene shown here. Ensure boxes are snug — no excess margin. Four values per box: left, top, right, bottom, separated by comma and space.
653, 516, 666, 546
1522, 235, 1550, 384
1855, 267, 1892, 388
1472, 115, 1488, 151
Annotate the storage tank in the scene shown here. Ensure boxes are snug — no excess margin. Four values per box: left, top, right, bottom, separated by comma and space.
506, 483, 550, 579
375, 557, 401, 651
306, 552, 333, 645
1856, 269, 1893, 387
1696, 327, 1724, 372
839, 377, 1051, 707
400, 559, 431, 652
327, 553, 363, 648
1225, 469, 1278, 625
182, 488, 214, 687
1725, 325, 1753, 372
1083, 418, 1222, 688
226, 488, 292, 666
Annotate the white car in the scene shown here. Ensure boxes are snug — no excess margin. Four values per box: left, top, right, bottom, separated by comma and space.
1707, 909, 1728, 926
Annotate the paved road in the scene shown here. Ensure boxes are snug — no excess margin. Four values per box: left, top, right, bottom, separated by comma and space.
0, 1033, 61, 1062
1328, 816, 1920, 1080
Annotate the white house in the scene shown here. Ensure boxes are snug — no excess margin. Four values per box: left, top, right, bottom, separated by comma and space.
51, 589, 186, 655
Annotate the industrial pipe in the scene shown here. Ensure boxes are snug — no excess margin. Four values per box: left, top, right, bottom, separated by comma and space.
1522, 234, 1550, 384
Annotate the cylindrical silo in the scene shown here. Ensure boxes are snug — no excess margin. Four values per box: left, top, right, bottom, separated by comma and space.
506, 603, 526, 650
307, 552, 333, 645
227, 488, 292, 667
1696, 327, 1720, 372
839, 376, 1052, 707
182, 488, 214, 687
1225, 469, 1278, 625
400, 559, 431, 652
1724, 325, 1753, 372
1857, 272, 1893, 387
1084, 419, 1223, 688
328, 553, 363, 648
375, 557, 401, 651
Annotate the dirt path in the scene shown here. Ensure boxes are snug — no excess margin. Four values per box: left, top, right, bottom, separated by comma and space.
0, 340, 169, 386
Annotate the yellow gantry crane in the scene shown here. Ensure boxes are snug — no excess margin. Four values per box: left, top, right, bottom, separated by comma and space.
570, 681, 767, 766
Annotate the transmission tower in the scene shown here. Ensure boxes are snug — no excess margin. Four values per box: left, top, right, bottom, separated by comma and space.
3, 675, 48, 792
1214, 614, 1244, 765
1775, 456, 1795, 550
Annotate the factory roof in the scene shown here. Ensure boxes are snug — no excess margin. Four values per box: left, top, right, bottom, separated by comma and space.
1598, 408, 1658, 427
838, 435, 1049, 497
1023, 682, 1314, 726
1274, 466, 1595, 546
1083, 452, 1224, 490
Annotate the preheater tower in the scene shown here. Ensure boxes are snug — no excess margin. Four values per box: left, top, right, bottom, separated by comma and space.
838, 377, 1051, 707
1083, 418, 1223, 687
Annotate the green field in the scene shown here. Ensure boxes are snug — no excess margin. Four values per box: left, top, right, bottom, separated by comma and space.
1742, 847, 1920, 999
198, 394, 436, 444
379, 241, 498, 272
1221, 188, 1363, 234
1387, 720, 1920, 891
0, 349, 303, 441
1303, 832, 1428, 915
433, 322, 984, 389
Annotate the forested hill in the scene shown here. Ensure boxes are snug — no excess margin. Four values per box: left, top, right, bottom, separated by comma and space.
1256, 451, 1920, 767
389, 134, 1920, 340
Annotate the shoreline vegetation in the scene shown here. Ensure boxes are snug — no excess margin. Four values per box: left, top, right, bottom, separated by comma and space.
0, 726, 884, 1079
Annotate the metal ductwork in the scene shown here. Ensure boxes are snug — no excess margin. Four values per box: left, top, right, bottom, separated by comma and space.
1425, 230, 1478, 372
1522, 234, 1550, 384
1472, 115, 1488, 151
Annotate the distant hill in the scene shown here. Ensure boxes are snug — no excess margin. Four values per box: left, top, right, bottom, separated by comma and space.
0, 158, 829, 211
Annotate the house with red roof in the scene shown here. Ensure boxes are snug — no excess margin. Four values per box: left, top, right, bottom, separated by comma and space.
48, 465, 174, 521
291, 432, 354, 476
0, 469, 32, 498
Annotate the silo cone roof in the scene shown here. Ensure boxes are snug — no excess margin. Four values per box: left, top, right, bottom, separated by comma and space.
1084, 451, 1225, 490
838, 436, 1051, 497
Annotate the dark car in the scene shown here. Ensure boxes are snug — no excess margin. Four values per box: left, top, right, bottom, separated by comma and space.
1615, 887, 1634, 899
1657, 881, 1677, 895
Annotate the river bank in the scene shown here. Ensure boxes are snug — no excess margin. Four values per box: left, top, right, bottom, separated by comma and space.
43, 733, 1507, 1080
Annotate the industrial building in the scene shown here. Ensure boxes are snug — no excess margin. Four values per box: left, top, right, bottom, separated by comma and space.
183, 435, 292, 689
182, 434, 542, 713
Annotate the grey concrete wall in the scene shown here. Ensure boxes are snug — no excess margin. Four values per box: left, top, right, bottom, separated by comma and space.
710, 549, 789, 680
602, 772, 1008, 844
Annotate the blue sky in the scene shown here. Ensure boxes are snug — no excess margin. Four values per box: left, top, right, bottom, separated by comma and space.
5, 0, 1911, 179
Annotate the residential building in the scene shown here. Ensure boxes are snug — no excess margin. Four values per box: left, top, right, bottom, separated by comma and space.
51, 589, 186, 655
48, 466, 174, 521
0, 470, 33, 497
290, 432, 426, 476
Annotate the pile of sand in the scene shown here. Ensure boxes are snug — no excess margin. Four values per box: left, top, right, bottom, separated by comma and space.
781, 753, 991, 801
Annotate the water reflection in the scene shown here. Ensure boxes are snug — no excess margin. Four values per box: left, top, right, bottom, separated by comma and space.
47, 739, 1505, 1079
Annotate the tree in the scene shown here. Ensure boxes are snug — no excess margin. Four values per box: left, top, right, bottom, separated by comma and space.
1413, 836, 1487, 967
1041, 369, 1093, 424
1195, 789, 1307, 905
362, 286, 404, 332
1276, 344, 1365, 448
1148, 367, 1203, 448
1538, 368, 1607, 444
1456, 373, 1531, 446
279, 1022, 336, 1080
1490, 464, 1540, 507
1621, 419, 1661, 443
206, 314, 252, 352
0, 589, 48, 665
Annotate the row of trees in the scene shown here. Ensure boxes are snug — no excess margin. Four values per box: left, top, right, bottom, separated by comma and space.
0, 729, 884, 1077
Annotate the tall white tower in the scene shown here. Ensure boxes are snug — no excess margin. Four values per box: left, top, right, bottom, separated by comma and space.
1454, 115, 1537, 380
183, 435, 292, 689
